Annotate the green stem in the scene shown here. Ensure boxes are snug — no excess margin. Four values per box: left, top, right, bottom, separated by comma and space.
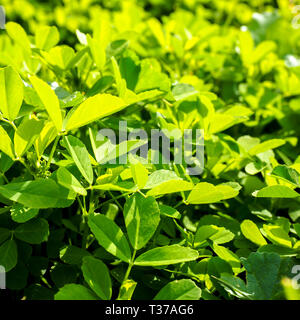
108, 191, 123, 211
180, 164, 193, 183
83, 196, 87, 214
0, 116, 17, 131
97, 192, 131, 209
89, 189, 95, 214
1, 172, 9, 184
46, 136, 60, 170
174, 165, 186, 201
120, 248, 137, 288
78, 195, 90, 249
82, 217, 89, 249
77, 196, 85, 213
137, 190, 146, 198
174, 200, 185, 209
164, 268, 200, 282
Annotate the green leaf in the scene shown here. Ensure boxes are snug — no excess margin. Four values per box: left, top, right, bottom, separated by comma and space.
34, 121, 57, 159
0, 153, 13, 173
154, 279, 202, 300
125, 89, 163, 104
263, 225, 292, 248
172, 83, 198, 101
63, 135, 93, 185
0, 66, 24, 121
88, 19, 111, 70
0, 126, 15, 159
215, 185, 239, 200
44, 45, 76, 70
241, 252, 281, 300
134, 59, 170, 94
187, 183, 231, 204
147, 180, 194, 197
10, 204, 39, 223
252, 185, 299, 198
252, 41, 276, 63
131, 162, 148, 189
144, 170, 181, 189
148, 18, 166, 48
0, 240, 18, 272
159, 204, 181, 219
134, 245, 199, 266
6, 22, 31, 52
241, 220, 267, 246
239, 30, 254, 66
209, 227, 235, 245
87, 35, 106, 70
65, 94, 127, 131
248, 139, 285, 155
210, 114, 245, 134
55, 284, 99, 300
29, 76, 63, 132
96, 139, 146, 165
56, 167, 87, 196
15, 218, 49, 244
35, 26, 59, 51
92, 183, 136, 192
214, 273, 252, 299
14, 117, 44, 157
81, 256, 112, 300
270, 165, 300, 187
0, 179, 75, 209
88, 214, 131, 263
111, 56, 127, 98
60, 245, 91, 265
294, 223, 300, 238
211, 243, 241, 273
194, 225, 219, 246
123, 193, 160, 250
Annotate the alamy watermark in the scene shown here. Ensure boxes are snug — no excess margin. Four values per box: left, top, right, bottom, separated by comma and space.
0, 6, 5, 29
0, 265, 5, 290
96, 121, 204, 176
291, 265, 300, 290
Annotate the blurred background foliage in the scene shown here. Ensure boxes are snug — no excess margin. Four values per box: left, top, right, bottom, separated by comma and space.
2, 0, 300, 146
1, 0, 300, 64
2, 0, 300, 51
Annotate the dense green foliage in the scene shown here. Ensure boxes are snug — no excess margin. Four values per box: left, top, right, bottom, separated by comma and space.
0, 0, 300, 300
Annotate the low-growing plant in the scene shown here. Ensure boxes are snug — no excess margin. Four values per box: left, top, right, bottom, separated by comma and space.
0, 0, 300, 301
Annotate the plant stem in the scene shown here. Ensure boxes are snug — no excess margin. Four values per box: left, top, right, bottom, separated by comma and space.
174, 200, 186, 209
0, 116, 17, 131
78, 195, 90, 249
89, 189, 95, 214
180, 164, 193, 183
119, 248, 137, 294
108, 191, 123, 211
97, 192, 131, 209
164, 268, 199, 282
1, 172, 9, 184
127, 249, 137, 278
77, 196, 85, 213
46, 136, 60, 170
